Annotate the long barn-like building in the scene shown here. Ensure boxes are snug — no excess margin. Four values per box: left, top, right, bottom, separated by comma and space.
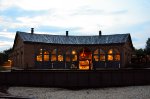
10, 28, 134, 70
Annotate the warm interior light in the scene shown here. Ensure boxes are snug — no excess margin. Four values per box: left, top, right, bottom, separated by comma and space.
72, 55, 77, 61
108, 55, 113, 61
51, 55, 56, 61
93, 55, 99, 61
58, 55, 63, 61
108, 49, 113, 54
72, 50, 76, 54
115, 55, 120, 61
66, 55, 70, 62
100, 55, 105, 61
37, 55, 42, 61
79, 60, 89, 70
44, 51, 49, 54
44, 55, 49, 61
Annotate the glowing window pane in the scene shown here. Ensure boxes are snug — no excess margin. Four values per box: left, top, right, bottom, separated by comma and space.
114, 55, 120, 61
72, 50, 77, 55
100, 49, 105, 54
93, 55, 99, 61
108, 55, 113, 61
36, 55, 42, 61
79, 60, 89, 70
51, 55, 56, 61
108, 49, 113, 54
58, 55, 63, 61
94, 49, 99, 54
44, 55, 49, 61
66, 55, 70, 61
100, 55, 105, 61
52, 49, 57, 54
39, 49, 43, 54
44, 51, 49, 54
72, 55, 77, 61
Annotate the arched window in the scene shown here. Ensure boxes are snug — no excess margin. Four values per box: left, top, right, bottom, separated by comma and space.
93, 49, 99, 61
72, 50, 77, 61
51, 49, 57, 61
43, 50, 49, 61
107, 49, 121, 61
66, 50, 71, 62
36, 49, 43, 61
100, 49, 105, 61
108, 49, 113, 61
114, 49, 120, 61
58, 49, 63, 61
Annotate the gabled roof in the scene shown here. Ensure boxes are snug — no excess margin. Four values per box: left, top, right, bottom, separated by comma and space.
16, 31, 132, 45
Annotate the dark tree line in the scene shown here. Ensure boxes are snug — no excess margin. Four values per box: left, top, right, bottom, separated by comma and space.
0, 48, 12, 66
135, 38, 150, 56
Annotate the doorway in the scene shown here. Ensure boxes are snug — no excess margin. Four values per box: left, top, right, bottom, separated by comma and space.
79, 48, 92, 70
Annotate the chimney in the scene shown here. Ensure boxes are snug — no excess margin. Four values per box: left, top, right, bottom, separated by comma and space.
66, 31, 68, 36
99, 31, 101, 36
31, 28, 34, 34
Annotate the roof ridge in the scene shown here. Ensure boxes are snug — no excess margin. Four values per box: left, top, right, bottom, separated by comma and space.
17, 31, 130, 37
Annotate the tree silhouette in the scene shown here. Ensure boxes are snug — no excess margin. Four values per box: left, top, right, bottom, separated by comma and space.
0, 48, 12, 66
145, 38, 150, 55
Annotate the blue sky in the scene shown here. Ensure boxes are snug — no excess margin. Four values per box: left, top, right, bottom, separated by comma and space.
0, 0, 150, 51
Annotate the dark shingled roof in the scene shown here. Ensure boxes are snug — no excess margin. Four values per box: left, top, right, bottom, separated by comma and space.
17, 31, 131, 45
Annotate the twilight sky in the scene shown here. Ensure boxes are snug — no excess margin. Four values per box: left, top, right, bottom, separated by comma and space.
0, 0, 150, 51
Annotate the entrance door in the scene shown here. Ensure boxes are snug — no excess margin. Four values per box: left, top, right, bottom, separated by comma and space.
79, 48, 92, 70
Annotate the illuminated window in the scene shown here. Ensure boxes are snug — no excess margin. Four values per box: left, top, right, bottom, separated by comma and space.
107, 49, 120, 61
114, 49, 120, 61
93, 49, 99, 61
72, 55, 77, 61
108, 49, 113, 54
58, 49, 63, 61
51, 55, 57, 61
51, 49, 57, 61
58, 55, 63, 61
36, 49, 43, 61
44, 50, 49, 54
66, 50, 71, 62
36, 55, 42, 61
52, 49, 57, 54
72, 50, 76, 54
100, 55, 105, 61
94, 49, 99, 54
94, 55, 99, 61
108, 55, 113, 61
108, 49, 113, 61
39, 49, 42, 54
72, 50, 77, 61
114, 55, 120, 61
100, 49, 105, 61
43, 50, 49, 61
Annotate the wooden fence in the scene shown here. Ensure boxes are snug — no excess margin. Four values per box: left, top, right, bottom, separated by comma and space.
0, 69, 150, 88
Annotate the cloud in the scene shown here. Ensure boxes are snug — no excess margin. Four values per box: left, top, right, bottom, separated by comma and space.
0, 32, 15, 39
0, 0, 150, 51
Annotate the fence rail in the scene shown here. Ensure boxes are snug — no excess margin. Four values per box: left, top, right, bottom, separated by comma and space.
0, 69, 150, 88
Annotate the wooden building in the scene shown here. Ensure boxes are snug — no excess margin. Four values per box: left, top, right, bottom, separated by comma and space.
10, 28, 134, 70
